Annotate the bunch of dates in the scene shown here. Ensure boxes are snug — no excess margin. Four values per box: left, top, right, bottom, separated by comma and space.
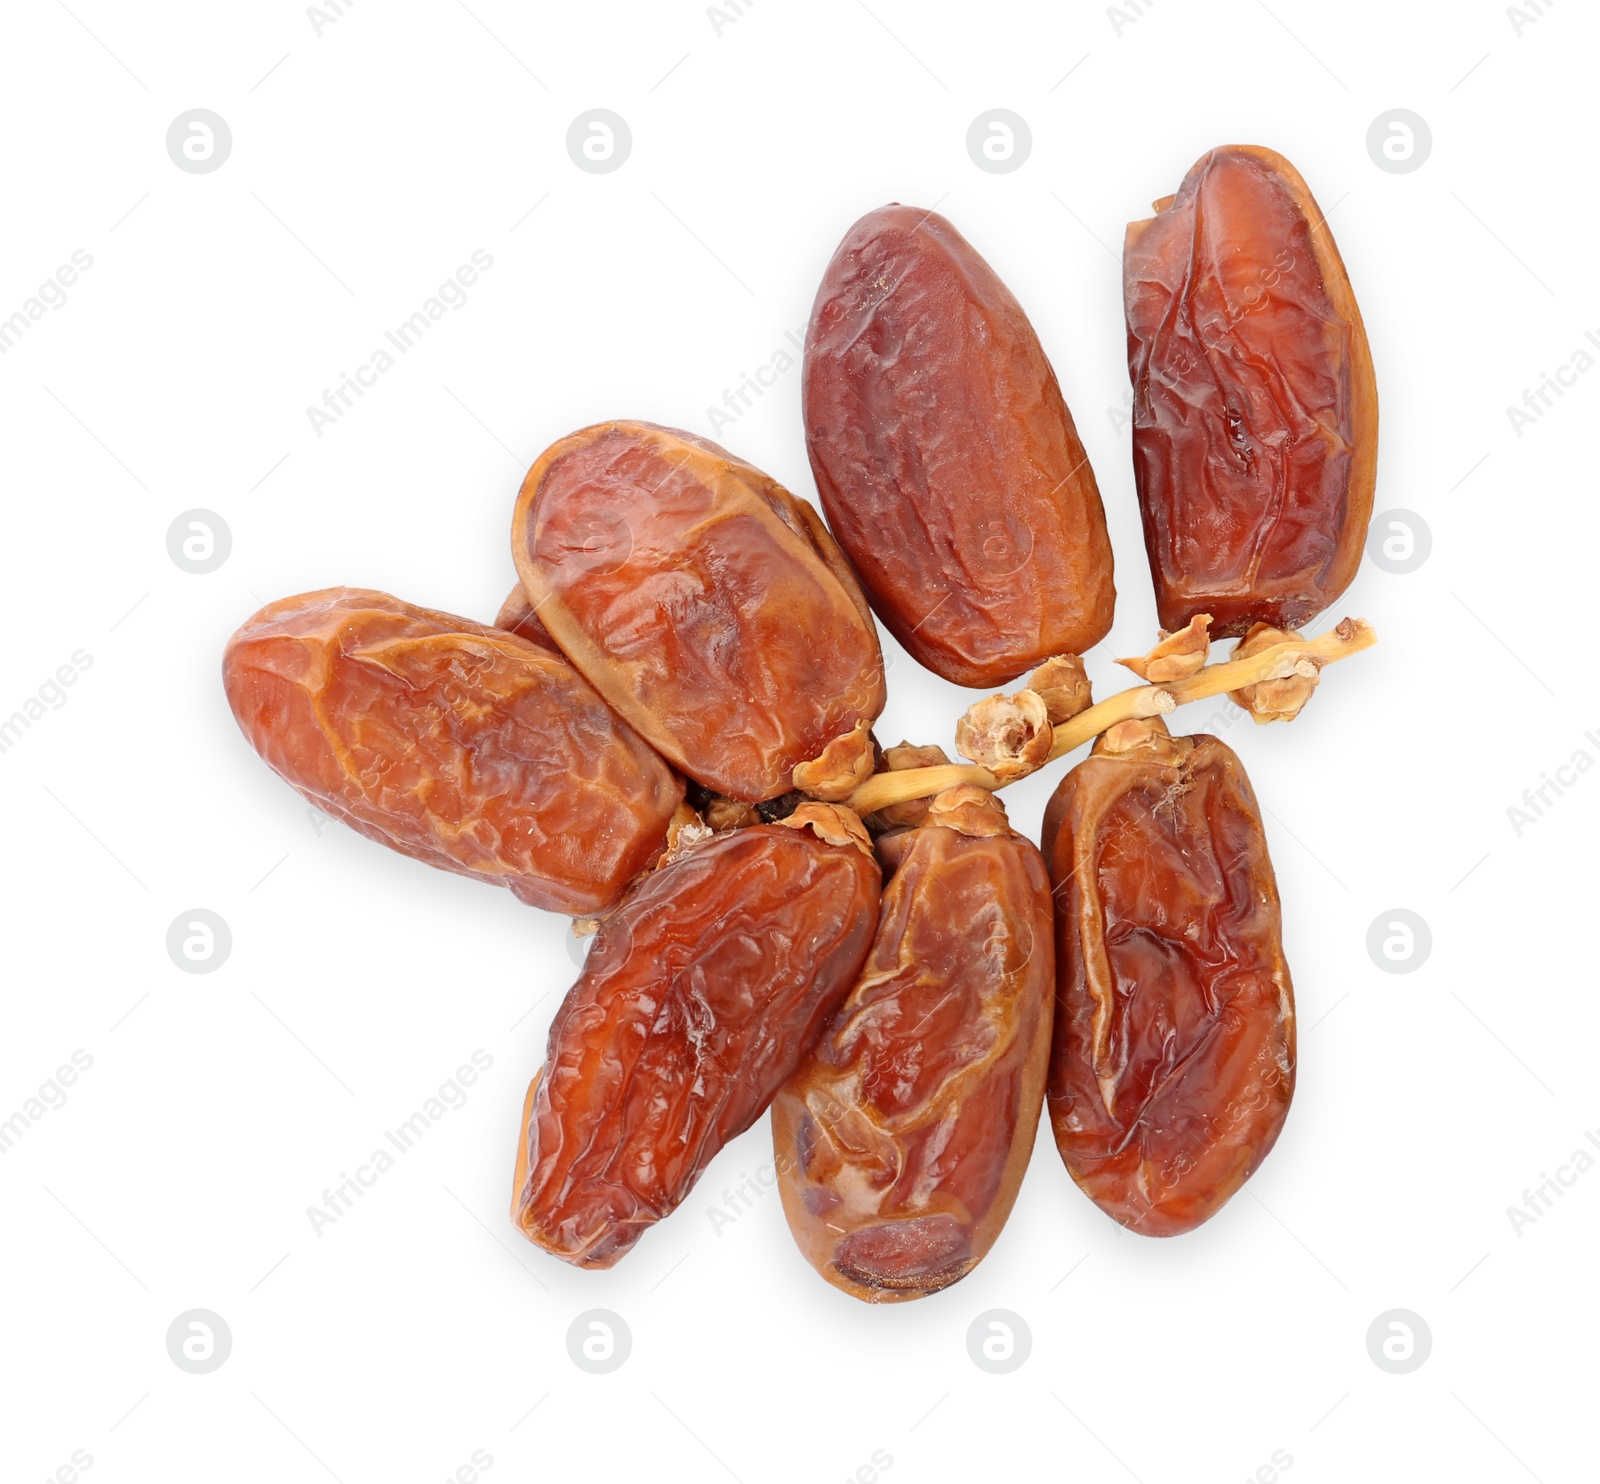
225, 143, 1376, 1300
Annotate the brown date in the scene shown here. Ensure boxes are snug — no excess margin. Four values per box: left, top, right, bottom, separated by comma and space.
511, 421, 885, 803
1041, 718, 1295, 1236
772, 787, 1054, 1301
511, 805, 881, 1267
493, 584, 558, 652
223, 588, 683, 917
1125, 145, 1378, 638
804, 204, 1115, 688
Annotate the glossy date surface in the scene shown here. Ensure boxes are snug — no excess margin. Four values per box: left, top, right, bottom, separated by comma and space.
494, 584, 558, 652
1041, 719, 1295, 1235
1125, 145, 1378, 638
223, 588, 683, 916
804, 205, 1115, 687
512, 421, 885, 803
772, 788, 1054, 1300
512, 808, 881, 1267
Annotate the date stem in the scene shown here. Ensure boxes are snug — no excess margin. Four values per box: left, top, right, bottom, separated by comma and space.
847, 618, 1376, 815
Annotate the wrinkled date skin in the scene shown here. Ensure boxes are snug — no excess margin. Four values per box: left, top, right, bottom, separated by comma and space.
804, 205, 1115, 688
223, 589, 684, 916
1041, 720, 1295, 1236
1125, 146, 1378, 637
512, 421, 886, 803
772, 788, 1054, 1301
511, 810, 881, 1267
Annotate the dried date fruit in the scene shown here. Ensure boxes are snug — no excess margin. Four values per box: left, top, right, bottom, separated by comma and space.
772, 788, 1054, 1300
493, 584, 558, 652
223, 588, 683, 916
1125, 145, 1378, 638
511, 805, 881, 1267
512, 421, 885, 803
1041, 718, 1295, 1235
804, 204, 1115, 688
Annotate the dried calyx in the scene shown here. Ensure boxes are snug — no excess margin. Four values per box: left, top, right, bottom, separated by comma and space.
925, 785, 1013, 838
955, 689, 1053, 782
792, 720, 876, 801
951, 652, 1098, 784
1117, 614, 1212, 682
778, 802, 875, 858
1027, 653, 1093, 724
1227, 623, 1321, 722
1093, 715, 1188, 763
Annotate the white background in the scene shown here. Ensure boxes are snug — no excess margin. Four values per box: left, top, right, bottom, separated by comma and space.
1, 1, 1595, 1480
